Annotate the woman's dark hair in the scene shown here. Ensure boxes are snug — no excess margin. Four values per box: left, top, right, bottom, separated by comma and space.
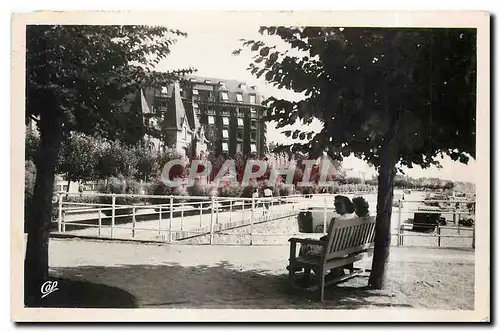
334, 195, 355, 214
352, 196, 370, 217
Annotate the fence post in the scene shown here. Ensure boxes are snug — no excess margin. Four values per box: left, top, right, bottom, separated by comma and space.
397, 199, 402, 246
250, 196, 255, 245
229, 199, 232, 223
169, 195, 173, 243
98, 208, 102, 236
437, 225, 441, 247
132, 206, 136, 238
209, 196, 215, 244
199, 202, 203, 228
180, 203, 184, 231
57, 193, 63, 233
216, 197, 219, 224
472, 224, 475, 249
62, 210, 66, 233
111, 194, 116, 238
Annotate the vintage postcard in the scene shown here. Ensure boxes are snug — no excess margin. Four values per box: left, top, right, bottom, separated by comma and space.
11, 10, 490, 322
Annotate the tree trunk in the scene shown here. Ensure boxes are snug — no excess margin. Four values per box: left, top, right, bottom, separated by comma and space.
24, 113, 63, 307
368, 143, 397, 289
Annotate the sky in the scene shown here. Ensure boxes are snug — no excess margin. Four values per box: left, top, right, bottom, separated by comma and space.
156, 25, 477, 184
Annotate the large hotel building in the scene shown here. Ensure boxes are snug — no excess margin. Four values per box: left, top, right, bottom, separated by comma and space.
139, 76, 267, 157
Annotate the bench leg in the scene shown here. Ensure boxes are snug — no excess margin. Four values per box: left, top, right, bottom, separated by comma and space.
319, 266, 325, 302
288, 265, 296, 290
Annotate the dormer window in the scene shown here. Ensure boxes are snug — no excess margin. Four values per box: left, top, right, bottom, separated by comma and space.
221, 91, 229, 101
239, 83, 246, 89
161, 86, 168, 94
193, 89, 199, 95
236, 93, 243, 102
249, 95, 256, 104
205, 80, 211, 84
219, 82, 226, 89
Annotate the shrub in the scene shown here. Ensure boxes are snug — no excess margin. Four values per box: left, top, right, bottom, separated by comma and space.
275, 183, 295, 197
148, 180, 189, 206
64, 195, 101, 205
217, 184, 243, 206
98, 176, 146, 215
25, 161, 37, 230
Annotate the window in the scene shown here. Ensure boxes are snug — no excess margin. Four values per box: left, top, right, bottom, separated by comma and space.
208, 116, 215, 124
222, 117, 230, 126
193, 102, 199, 109
219, 82, 226, 88
250, 144, 257, 153
237, 129, 243, 140
251, 120, 257, 128
62, 185, 68, 192
236, 143, 242, 152
222, 129, 229, 138
193, 89, 199, 95
161, 86, 168, 94
236, 93, 243, 102
251, 131, 257, 141
221, 91, 229, 101
237, 118, 244, 126
222, 142, 229, 151
205, 80, 212, 84
250, 107, 257, 115
249, 95, 256, 104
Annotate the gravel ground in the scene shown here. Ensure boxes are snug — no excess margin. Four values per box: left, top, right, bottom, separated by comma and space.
46, 238, 475, 309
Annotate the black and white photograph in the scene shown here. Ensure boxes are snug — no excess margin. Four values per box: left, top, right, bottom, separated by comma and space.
11, 10, 490, 322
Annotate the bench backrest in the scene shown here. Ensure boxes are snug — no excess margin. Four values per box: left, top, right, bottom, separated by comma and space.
324, 216, 376, 260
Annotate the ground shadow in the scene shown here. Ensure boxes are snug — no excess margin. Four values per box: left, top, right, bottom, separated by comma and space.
25, 278, 138, 308
49, 261, 412, 309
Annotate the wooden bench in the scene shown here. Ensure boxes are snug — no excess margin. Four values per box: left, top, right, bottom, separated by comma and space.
287, 216, 376, 301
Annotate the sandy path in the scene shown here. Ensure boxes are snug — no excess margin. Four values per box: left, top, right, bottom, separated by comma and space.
47, 238, 474, 309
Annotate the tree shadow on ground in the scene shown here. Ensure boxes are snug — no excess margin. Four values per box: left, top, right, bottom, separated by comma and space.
49, 261, 412, 309
26, 278, 138, 308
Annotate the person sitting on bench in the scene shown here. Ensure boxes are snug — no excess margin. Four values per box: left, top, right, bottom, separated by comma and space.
295, 195, 370, 284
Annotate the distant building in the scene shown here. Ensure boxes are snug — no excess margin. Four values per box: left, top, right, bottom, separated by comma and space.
139, 76, 267, 157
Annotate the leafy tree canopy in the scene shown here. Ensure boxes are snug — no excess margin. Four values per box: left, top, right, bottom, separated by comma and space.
27, 25, 194, 142
235, 27, 476, 171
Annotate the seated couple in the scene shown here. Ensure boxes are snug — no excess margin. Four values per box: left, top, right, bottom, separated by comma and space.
295, 195, 370, 285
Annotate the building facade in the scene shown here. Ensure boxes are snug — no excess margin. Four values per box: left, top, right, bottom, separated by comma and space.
140, 76, 267, 157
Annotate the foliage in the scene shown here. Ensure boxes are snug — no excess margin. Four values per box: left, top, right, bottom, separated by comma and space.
237, 27, 475, 168
134, 146, 157, 182
25, 160, 37, 201
25, 131, 40, 163
95, 141, 139, 180
58, 133, 99, 185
